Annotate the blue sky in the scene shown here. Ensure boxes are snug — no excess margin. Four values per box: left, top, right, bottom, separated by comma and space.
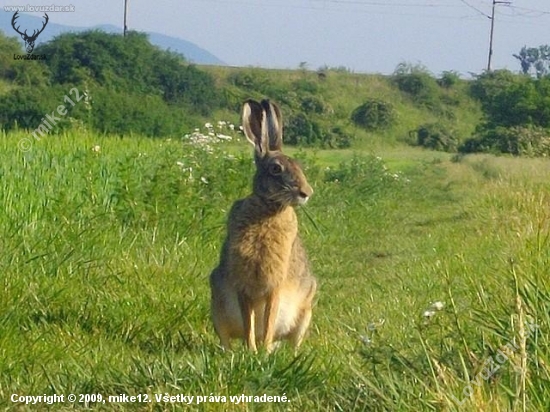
3, 0, 550, 76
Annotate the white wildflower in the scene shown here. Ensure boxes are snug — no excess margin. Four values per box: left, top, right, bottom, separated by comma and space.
92, 145, 101, 152
423, 310, 436, 319
359, 335, 372, 345
431, 301, 445, 311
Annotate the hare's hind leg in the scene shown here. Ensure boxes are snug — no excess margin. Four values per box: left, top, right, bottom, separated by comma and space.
238, 292, 257, 352
210, 268, 232, 350
263, 289, 280, 353
290, 280, 316, 350
213, 321, 232, 350
290, 307, 312, 350
211, 303, 232, 350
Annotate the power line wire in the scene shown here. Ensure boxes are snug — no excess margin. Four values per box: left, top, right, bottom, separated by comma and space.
188, 0, 484, 19
308, 0, 459, 7
506, 5, 550, 16
457, 0, 490, 18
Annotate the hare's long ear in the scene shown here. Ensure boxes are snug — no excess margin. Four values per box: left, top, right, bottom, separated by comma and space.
242, 99, 268, 158
261, 99, 283, 151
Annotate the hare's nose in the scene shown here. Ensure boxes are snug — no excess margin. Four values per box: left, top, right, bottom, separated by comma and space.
299, 184, 313, 199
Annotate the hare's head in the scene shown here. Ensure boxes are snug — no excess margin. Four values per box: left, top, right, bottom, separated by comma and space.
242, 99, 313, 207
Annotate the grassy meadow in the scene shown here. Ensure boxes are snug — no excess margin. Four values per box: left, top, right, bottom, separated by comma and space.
1, 128, 550, 411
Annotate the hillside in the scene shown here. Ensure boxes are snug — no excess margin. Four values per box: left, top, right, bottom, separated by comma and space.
203, 65, 482, 150
0, 29, 487, 153
1, 29, 549, 156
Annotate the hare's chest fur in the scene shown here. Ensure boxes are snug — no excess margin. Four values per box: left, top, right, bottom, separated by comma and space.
228, 199, 298, 298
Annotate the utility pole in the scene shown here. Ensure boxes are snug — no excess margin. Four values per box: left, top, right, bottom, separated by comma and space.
487, 0, 511, 72
123, 0, 129, 37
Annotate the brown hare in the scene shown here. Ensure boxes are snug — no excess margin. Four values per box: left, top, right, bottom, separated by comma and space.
210, 99, 317, 352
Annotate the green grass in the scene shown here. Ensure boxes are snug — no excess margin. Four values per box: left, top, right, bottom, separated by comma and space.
1, 130, 550, 411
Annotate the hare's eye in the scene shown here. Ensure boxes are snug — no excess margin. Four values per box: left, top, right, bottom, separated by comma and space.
269, 163, 283, 175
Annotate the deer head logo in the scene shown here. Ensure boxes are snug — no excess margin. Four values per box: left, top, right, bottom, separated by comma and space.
11, 12, 49, 54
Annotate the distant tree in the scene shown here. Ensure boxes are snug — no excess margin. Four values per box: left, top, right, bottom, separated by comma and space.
0, 33, 22, 80
0, 32, 49, 86
513, 45, 550, 78
35, 30, 220, 114
470, 70, 549, 129
0, 85, 71, 130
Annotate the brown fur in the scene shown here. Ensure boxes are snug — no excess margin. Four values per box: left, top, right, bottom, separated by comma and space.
209, 99, 317, 352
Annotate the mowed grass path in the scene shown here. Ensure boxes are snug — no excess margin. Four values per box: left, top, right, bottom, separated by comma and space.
1, 131, 549, 411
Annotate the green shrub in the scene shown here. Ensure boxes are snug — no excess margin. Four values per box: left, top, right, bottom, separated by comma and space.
91, 88, 195, 137
465, 70, 550, 155
470, 70, 550, 128
227, 69, 271, 91
36, 31, 220, 115
323, 126, 354, 149
300, 95, 327, 114
291, 78, 319, 94
437, 71, 461, 89
460, 125, 550, 156
0, 32, 50, 87
351, 99, 395, 131
285, 112, 320, 146
0, 86, 72, 131
392, 63, 439, 108
284, 113, 351, 149
415, 123, 458, 152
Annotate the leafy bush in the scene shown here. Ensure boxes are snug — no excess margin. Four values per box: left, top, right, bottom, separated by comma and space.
284, 113, 352, 149
91, 88, 195, 137
460, 125, 550, 156
36, 31, 220, 115
0, 33, 21, 81
466, 70, 550, 155
437, 71, 461, 89
285, 112, 318, 146
351, 99, 395, 131
415, 123, 458, 152
392, 63, 439, 108
470, 70, 541, 128
291, 78, 319, 94
227, 69, 271, 91
300, 95, 328, 114
0, 32, 50, 87
323, 126, 354, 149
0, 86, 72, 131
